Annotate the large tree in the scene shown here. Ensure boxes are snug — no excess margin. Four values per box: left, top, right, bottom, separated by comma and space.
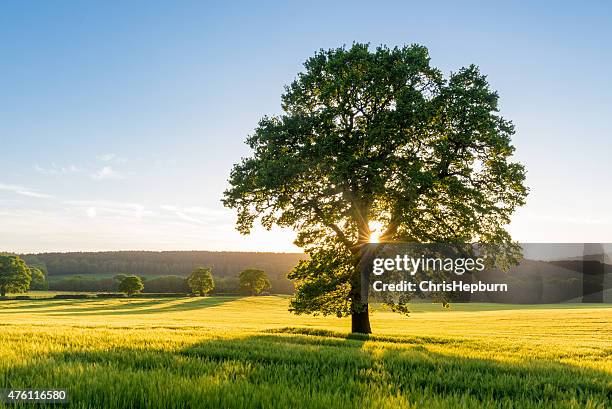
0, 255, 32, 297
223, 43, 527, 333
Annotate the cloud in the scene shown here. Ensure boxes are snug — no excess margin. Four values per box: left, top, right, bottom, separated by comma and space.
0, 206, 300, 253
160, 205, 232, 225
67, 200, 153, 220
91, 166, 124, 180
35, 163, 81, 175
96, 153, 126, 163
160, 205, 204, 224
96, 153, 116, 162
15, 190, 50, 198
0, 183, 52, 199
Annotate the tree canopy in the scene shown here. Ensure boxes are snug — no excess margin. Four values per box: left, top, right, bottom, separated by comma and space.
223, 43, 528, 333
187, 267, 215, 296
238, 269, 271, 296
0, 255, 32, 297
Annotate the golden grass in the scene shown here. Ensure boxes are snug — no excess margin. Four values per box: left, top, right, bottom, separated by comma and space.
0, 297, 610, 408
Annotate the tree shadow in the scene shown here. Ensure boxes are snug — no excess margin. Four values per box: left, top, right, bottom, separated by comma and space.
51, 296, 242, 316
2, 328, 610, 408
0, 297, 242, 316
264, 327, 474, 345
0, 299, 92, 311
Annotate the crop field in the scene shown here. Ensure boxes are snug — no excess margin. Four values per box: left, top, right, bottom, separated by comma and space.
0, 296, 610, 408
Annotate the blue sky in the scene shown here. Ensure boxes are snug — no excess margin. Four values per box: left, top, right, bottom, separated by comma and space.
1, 1, 611, 252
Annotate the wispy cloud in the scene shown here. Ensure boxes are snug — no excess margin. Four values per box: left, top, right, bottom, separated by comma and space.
0, 183, 52, 199
160, 205, 232, 225
96, 153, 116, 162
0, 194, 298, 252
35, 156, 126, 180
35, 163, 81, 175
0, 205, 299, 253
91, 166, 124, 180
67, 200, 154, 220
96, 153, 126, 163
160, 205, 205, 224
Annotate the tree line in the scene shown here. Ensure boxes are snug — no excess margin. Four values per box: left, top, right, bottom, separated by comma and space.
11, 251, 301, 294
47, 271, 290, 294
109, 268, 270, 297
1, 254, 275, 297
22, 251, 303, 278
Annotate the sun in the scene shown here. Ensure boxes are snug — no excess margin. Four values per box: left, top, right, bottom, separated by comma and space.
368, 221, 384, 243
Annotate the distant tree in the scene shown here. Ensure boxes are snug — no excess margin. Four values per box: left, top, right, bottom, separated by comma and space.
29, 267, 47, 290
0, 255, 32, 297
223, 43, 528, 333
118, 275, 144, 296
239, 269, 271, 296
187, 267, 215, 296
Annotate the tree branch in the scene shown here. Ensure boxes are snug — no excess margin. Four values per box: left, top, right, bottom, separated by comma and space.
311, 206, 356, 250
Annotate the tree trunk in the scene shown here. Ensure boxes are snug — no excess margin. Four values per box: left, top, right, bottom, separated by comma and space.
351, 226, 373, 334
351, 307, 372, 334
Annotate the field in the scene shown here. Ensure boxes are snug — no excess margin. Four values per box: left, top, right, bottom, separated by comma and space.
0, 296, 610, 408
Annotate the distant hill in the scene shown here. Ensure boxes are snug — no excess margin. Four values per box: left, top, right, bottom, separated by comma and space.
21, 251, 305, 280
562, 253, 612, 263
464, 258, 612, 303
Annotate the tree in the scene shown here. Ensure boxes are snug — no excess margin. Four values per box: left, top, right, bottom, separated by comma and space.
223, 43, 528, 333
29, 267, 47, 290
238, 269, 271, 296
187, 267, 215, 296
0, 255, 32, 297
118, 275, 144, 296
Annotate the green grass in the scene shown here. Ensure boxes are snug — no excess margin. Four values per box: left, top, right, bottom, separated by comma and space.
0, 297, 610, 408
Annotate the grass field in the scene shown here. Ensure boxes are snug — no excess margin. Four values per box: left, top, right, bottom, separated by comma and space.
0, 296, 610, 408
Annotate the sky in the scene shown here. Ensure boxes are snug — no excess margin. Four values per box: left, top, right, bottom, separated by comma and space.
1, 1, 611, 253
